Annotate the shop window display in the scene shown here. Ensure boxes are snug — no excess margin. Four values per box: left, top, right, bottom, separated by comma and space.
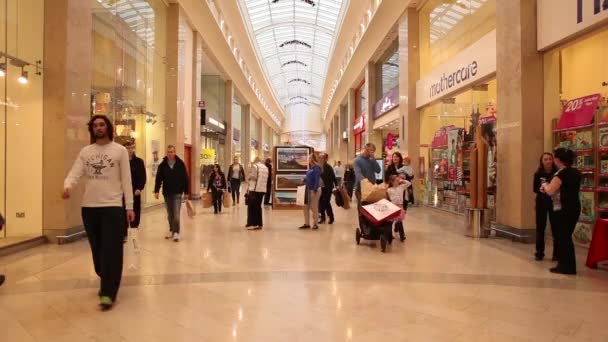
420, 81, 497, 218
91, 0, 168, 207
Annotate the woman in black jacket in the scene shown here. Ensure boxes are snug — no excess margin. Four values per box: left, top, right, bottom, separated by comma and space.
344, 164, 356, 198
540, 148, 581, 275
385, 152, 403, 183
534, 152, 558, 261
207, 164, 227, 214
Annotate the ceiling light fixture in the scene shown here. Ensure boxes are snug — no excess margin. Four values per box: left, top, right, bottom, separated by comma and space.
279, 40, 312, 49
281, 60, 307, 67
272, 0, 316, 7
288, 78, 311, 85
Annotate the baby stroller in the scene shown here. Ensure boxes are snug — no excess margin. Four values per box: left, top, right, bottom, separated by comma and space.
355, 201, 394, 253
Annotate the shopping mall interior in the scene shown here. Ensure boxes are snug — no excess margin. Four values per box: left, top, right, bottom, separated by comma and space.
1, 0, 608, 340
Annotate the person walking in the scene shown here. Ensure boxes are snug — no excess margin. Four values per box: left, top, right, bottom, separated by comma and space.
540, 148, 581, 275
353, 143, 381, 206
319, 153, 338, 224
334, 161, 345, 186
229, 157, 246, 205
300, 153, 322, 230
246, 157, 268, 230
63, 115, 135, 310
344, 164, 356, 198
123, 141, 146, 241
264, 158, 273, 206
400, 157, 415, 205
534, 152, 558, 261
154, 145, 189, 242
207, 164, 227, 214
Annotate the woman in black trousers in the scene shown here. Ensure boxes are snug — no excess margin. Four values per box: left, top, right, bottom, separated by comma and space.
533, 153, 558, 261
540, 148, 581, 275
207, 164, 227, 214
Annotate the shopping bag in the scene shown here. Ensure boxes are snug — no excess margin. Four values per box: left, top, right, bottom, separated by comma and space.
361, 179, 388, 203
360, 199, 401, 225
339, 186, 351, 209
125, 228, 141, 271
296, 185, 306, 206
185, 199, 196, 217
201, 192, 213, 209
223, 191, 231, 208
333, 188, 344, 207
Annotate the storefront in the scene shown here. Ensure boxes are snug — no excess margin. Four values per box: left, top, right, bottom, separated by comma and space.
354, 80, 367, 153
539, 0, 608, 247
417, 0, 497, 217
200, 113, 226, 187
0, 0, 44, 241
232, 98, 242, 163
91, 0, 168, 208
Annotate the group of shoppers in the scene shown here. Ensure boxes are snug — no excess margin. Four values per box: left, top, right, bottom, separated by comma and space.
299, 152, 339, 229
534, 148, 581, 275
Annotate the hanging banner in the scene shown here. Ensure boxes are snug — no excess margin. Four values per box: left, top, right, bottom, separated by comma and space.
555, 93, 601, 130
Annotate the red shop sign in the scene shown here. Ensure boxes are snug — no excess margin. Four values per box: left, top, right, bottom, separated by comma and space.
353, 114, 366, 135
431, 125, 454, 148
555, 94, 601, 131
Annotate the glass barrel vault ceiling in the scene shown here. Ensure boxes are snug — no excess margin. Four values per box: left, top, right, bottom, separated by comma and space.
238, 0, 347, 113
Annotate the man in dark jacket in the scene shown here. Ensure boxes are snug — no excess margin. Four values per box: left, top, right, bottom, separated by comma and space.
264, 158, 273, 206
319, 153, 338, 224
124, 142, 146, 239
154, 145, 189, 242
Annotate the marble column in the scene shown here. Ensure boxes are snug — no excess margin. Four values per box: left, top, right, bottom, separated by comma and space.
495, 0, 544, 232
365, 62, 383, 153
225, 80, 234, 170
257, 117, 264, 158
347, 89, 356, 161
165, 3, 184, 158
242, 105, 252, 165
400, 8, 421, 193
339, 105, 349, 163
190, 31, 202, 199
42, 0, 93, 241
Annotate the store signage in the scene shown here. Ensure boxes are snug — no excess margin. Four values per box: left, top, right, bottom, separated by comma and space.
538, 0, 608, 50
200, 148, 215, 165
204, 115, 226, 135
479, 115, 497, 126
555, 94, 602, 130
374, 86, 399, 119
198, 100, 206, 109
431, 126, 455, 148
353, 115, 366, 135
416, 30, 496, 108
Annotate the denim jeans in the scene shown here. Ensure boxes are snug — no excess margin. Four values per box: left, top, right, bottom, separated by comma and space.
164, 194, 182, 233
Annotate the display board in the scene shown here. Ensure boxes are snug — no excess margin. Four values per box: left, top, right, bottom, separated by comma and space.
273, 146, 314, 210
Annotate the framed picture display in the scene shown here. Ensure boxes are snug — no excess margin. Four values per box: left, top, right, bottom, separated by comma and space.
276, 174, 305, 191
276, 147, 310, 172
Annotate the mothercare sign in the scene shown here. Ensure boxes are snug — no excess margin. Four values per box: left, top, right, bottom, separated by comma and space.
416, 30, 496, 108
538, 0, 608, 50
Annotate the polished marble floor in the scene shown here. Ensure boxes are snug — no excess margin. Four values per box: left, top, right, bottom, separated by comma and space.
1, 202, 608, 341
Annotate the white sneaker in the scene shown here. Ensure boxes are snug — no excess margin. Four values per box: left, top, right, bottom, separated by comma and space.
165, 231, 173, 239
173, 233, 180, 242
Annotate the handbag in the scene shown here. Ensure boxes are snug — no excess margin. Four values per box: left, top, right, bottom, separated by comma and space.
201, 192, 213, 209
333, 188, 344, 207
339, 186, 351, 209
296, 185, 306, 206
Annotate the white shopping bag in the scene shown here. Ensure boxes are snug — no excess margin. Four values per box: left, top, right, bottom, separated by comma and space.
125, 228, 141, 271
296, 185, 306, 206
360, 199, 401, 225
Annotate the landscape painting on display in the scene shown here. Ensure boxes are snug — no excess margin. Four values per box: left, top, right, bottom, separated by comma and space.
276, 147, 309, 172
276, 174, 305, 191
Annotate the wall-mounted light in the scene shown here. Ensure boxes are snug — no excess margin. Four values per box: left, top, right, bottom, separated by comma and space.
17, 69, 28, 84
0, 62, 5, 77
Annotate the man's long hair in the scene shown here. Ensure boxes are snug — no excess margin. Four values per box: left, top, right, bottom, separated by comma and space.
88, 115, 114, 143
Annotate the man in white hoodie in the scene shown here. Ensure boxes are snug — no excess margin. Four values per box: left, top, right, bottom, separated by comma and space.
63, 115, 134, 311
